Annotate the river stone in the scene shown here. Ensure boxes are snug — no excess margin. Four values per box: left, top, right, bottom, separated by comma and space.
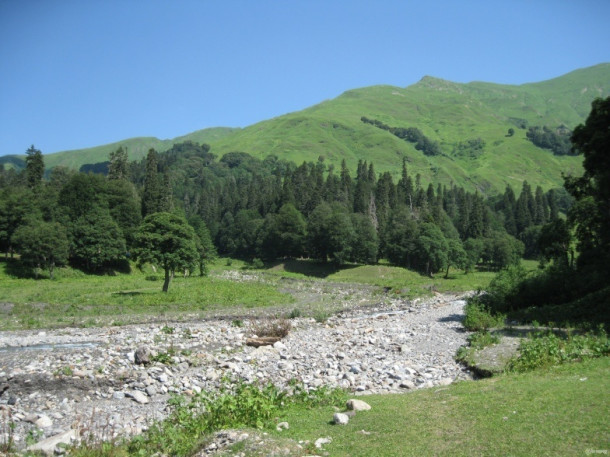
134, 347, 152, 365
347, 399, 371, 411
35, 415, 53, 428
26, 429, 76, 456
127, 391, 149, 404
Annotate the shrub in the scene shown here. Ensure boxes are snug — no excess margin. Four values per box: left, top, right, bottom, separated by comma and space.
463, 297, 505, 331
288, 307, 302, 319
313, 309, 331, 323
251, 317, 291, 338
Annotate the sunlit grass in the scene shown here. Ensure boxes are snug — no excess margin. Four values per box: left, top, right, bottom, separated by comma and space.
266, 259, 496, 298
271, 357, 609, 456
0, 259, 292, 330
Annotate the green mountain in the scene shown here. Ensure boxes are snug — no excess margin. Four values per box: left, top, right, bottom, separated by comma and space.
0, 127, 240, 171
3, 63, 609, 193
209, 63, 609, 193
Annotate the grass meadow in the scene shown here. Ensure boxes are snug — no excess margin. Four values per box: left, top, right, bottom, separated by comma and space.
269, 357, 609, 457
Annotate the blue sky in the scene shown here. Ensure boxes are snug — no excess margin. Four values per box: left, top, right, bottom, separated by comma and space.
1, 0, 609, 156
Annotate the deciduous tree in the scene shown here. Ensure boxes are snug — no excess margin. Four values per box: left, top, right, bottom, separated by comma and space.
133, 212, 198, 292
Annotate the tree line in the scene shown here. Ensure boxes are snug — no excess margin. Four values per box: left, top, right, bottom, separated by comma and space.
0, 138, 565, 286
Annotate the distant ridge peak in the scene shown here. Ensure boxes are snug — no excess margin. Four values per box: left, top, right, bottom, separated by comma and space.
415, 75, 462, 91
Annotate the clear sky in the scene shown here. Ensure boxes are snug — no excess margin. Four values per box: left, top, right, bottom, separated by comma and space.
1, 0, 609, 156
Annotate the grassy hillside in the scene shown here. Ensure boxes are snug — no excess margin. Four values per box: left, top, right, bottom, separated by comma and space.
0, 127, 240, 171
3, 64, 608, 193
210, 63, 609, 192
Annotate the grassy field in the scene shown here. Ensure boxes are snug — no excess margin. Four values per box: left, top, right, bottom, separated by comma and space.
0, 259, 292, 330
0, 257, 534, 330
0, 256, 493, 330
269, 357, 609, 457
266, 258, 497, 297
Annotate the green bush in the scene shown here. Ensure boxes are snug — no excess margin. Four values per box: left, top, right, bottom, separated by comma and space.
288, 307, 302, 319
463, 297, 505, 331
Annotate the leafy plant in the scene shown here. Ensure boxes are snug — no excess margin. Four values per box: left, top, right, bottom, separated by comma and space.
151, 347, 177, 365
161, 325, 175, 334
506, 327, 609, 373
122, 381, 346, 456
462, 297, 505, 331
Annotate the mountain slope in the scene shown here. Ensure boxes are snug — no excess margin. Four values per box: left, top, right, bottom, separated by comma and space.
209, 64, 610, 192
3, 64, 608, 193
0, 127, 240, 171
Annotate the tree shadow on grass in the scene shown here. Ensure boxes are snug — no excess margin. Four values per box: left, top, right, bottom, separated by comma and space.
112, 291, 146, 296
267, 259, 360, 279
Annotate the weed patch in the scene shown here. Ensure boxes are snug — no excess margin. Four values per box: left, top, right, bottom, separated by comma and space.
506, 328, 609, 372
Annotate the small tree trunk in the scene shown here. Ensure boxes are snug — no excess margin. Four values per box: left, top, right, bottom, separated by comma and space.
162, 268, 171, 292
445, 265, 450, 279
49, 261, 55, 280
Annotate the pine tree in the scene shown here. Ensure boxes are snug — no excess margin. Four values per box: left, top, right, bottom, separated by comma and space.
25, 145, 44, 191
141, 149, 161, 217
339, 159, 353, 208
108, 147, 129, 180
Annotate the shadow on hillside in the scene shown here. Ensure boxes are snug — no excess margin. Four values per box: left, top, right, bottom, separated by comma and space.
267, 259, 360, 279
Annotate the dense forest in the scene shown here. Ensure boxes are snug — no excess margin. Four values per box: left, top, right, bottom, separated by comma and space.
1, 133, 568, 286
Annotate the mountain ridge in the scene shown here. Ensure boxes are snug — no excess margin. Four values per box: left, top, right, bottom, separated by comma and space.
2, 63, 609, 193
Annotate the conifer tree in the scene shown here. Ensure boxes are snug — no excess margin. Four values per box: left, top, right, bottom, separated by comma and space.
25, 145, 44, 191
141, 149, 161, 217
108, 147, 129, 180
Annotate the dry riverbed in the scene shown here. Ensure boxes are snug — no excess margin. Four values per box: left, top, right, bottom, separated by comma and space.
0, 274, 475, 454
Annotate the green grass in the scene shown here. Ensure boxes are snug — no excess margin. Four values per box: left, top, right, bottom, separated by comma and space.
0, 260, 292, 330
0, 257, 553, 330
264, 259, 496, 300
272, 357, 609, 457
327, 263, 495, 296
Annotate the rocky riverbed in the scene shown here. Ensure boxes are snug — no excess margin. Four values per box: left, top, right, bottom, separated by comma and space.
0, 286, 474, 454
